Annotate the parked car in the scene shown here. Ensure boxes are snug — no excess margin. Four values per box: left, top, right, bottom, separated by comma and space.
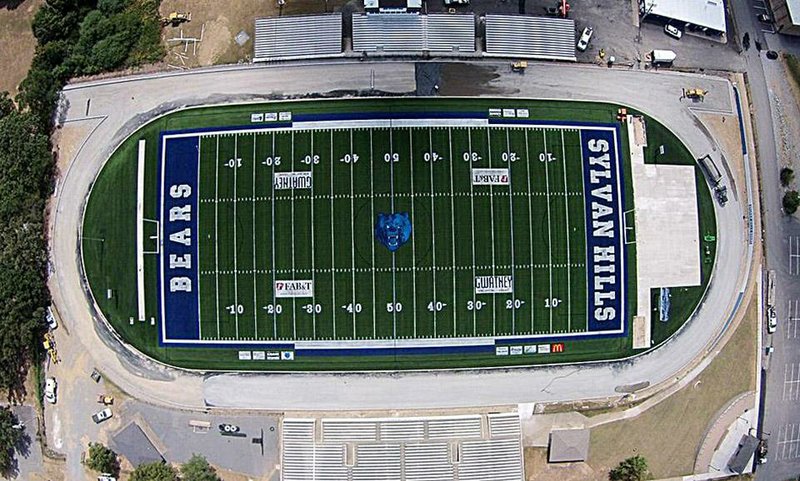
97, 394, 114, 405
44, 377, 57, 404
90, 369, 102, 383
45, 308, 57, 330
664, 24, 683, 39
757, 13, 771, 23
98, 475, 117, 481
91, 408, 113, 424
576, 26, 594, 51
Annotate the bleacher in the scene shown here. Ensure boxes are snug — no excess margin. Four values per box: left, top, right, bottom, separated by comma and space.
485, 14, 576, 61
352, 13, 475, 54
253, 14, 343, 62
282, 413, 522, 481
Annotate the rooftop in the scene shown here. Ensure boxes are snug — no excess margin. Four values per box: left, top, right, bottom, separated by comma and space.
642, 0, 727, 33
549, 429, 590, 463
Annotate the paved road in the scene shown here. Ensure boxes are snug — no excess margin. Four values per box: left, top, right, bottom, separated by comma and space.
48, 60, 752, 412
732, 0, 800, 477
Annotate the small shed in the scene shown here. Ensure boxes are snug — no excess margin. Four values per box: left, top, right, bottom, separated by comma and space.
548, 429, 590, 463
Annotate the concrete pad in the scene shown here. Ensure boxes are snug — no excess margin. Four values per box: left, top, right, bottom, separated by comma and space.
521, 412, 588, 447
628, 117, 701, 346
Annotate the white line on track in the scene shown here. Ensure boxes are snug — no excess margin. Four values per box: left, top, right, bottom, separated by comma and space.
505, 129, 516, 334
428, 128, 438, 335
214, 136, 221, 338
561, 130, 572, 330
409, 130, 418, 337
543, 129, 554, 333
467, 128, 477, 335
525, 130, 535, 333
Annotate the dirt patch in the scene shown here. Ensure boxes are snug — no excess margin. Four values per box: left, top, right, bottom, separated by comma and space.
586, 296, 758, 479
524, 447, 598, 481
159, 0, 350, 68
440, 62, 508, 96
28, 455, 66, 481
0, 0, 41, 95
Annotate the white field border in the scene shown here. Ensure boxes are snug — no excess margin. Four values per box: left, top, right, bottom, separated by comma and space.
158, 120, 626, 347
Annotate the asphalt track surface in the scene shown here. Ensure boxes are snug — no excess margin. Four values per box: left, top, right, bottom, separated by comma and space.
50, 60, 751, 410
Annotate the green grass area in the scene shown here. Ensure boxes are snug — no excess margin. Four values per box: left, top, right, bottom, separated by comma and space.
641, 117, 718, 345
82, 97, 714, 371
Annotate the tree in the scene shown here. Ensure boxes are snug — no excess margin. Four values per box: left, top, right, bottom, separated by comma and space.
130, 461, 178, 481
784, 190, 800, 214
609, 455, 651, 481
0, 407, 24, 476
85, 443, 118, 475
181, 454, 221, 481
781, 167, 795, 187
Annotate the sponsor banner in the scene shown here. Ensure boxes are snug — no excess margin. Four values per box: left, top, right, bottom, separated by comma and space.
580, 128, 624, 332
489, 108, 503, 117
275, 280, 313, 298
495, 346, 509, 356
516, 108, 530, 118
551, 343, 565, 353
238, 351, 252, 360
281, 351, 295, 361
265, 112, 278, 122
274, 171, 312, 190
510, 346, 523, 355
252, 351, 266, 360
475, 275, 513, 294
266, 351, 281, 360
472, 168, 510, 186
537, 344, 551, 354
524, 345, 537, 354
502, 108, 516, 118
279, 111, 292, 121
250, 113, 264, 122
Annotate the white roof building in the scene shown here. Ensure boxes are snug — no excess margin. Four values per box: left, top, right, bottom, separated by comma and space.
641, 0, 727, 34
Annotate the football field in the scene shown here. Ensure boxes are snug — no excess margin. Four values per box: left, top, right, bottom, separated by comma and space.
158, 114, 628, 345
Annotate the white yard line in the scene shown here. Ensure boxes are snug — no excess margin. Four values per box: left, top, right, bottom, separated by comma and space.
233, 134, 240, 338
486, 127, 497, 335
251, 134, 258, 339
330, 129, 337, 338
350, 130, 357, 337
271, 133, 278, 338
561, 129, 572, 330
195, 138, 202, 337
290, 131, 296, 339
136, 139, 147, 322
578, 130, 589, 332
389, 125, 398, 339
370, 129, 377, 338
427, 128, 437, 335
505, 129, 516, 334
543, 129, 554, 333
214, 136, 221, 338
467, 128, 477, 335
448, 127, 457, 335
310, 132, 317, 338
409, 131, 418, 337
525, 131, 535, 333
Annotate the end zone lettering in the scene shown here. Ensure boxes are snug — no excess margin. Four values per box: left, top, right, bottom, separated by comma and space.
475, 275, 513, 294
274, 172, 312, 190
275, 280, 313, 298
472, 168, 510, 186
581, 129, 624, 332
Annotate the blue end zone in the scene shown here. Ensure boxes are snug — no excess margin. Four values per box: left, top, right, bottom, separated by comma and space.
160, 136, 201, 341
580, 129, 625, 333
